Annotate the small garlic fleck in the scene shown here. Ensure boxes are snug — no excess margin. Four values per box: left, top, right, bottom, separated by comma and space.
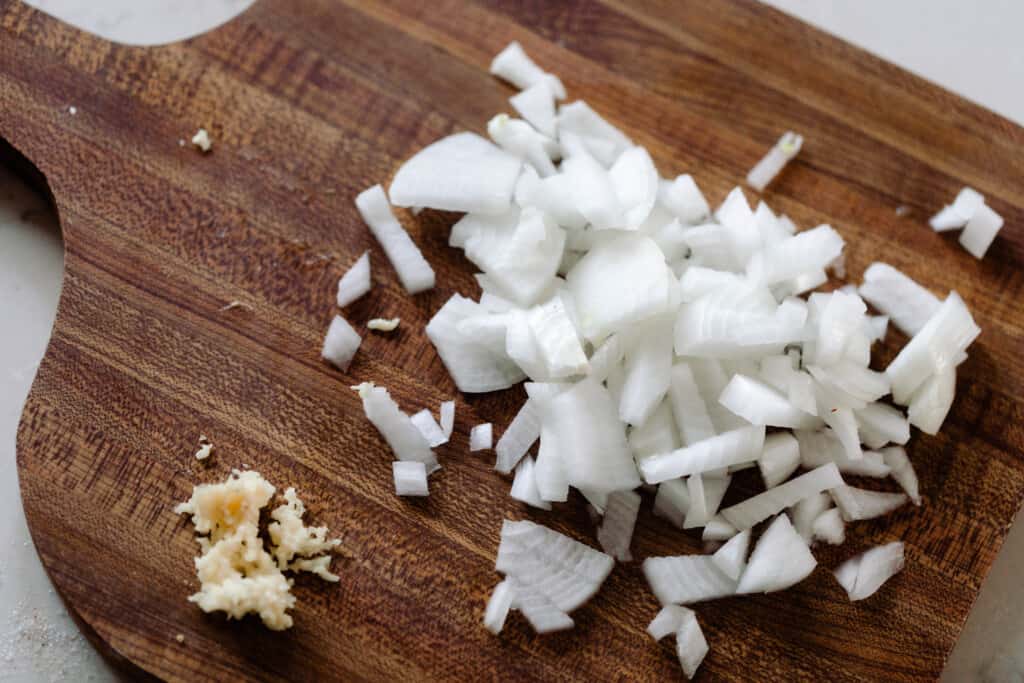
368, 317, 400, 332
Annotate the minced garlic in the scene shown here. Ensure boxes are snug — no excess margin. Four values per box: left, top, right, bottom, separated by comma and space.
268, 488, 341, 581
175, 470, 339, 630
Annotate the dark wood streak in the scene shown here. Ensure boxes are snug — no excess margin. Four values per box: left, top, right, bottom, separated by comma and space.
2, 0, 1023, 680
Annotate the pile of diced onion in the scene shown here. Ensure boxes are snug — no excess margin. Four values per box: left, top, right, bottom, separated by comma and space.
320, 41, 984, 677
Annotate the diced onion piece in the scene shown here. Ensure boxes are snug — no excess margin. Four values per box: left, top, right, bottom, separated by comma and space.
685, 474, 731, 529
367, 317, 400, 332
659, 174, 711, 225
907, 366, 955, 435
389, 133, 521, 215
746, 224, 844, 286
790, 492, 832, 543
959, 203, 1003, 259
505, 309, 549, 380
753, 201, 791, 246
831, 485, 908, 521
675, 609, 709, 680
758, 432, 800, 488
719, 374, 821, 429
534, 426, 569, 503
510, 81, 557, 137
567, 234, 674, 341
470, 423, 493, 451
410, 409, 448, 447
392, 461, 429, 497
881, 446, 921, 506
321, 315, 362, 371
812, 507, 846, 545
526, 383, 573, 502
355, 187, 434, 297
630, 401, 681, 463
759, 355, 817, 416
689, 359, 750, 432
496, 519, 614, 613
818, 405, 862, 462
699, 517, 735, 543
647, 604, 691, 641
929, 206, 965, 232
518, 172, 588, 229
678, 267, 741, 303
813, 290, 867, 367
558, 101, 632, 166
608, 146, 659, 228
510, 455, 551, 510
807, 361, 890, 406
440, 401, 455, 438
336, 252, 371, 307
528, 294, 589, 378
930, 187, 983, 231
587, 334, 624, 384
488, 114, 557, 177
668, 362, 717, 446
833, 542, 905, 601
426, 294, 526, 393
736, 514, 816, 594
711, 528, 751, 580
653, 479, 691, 529
483, 579, 515, 635
354, 382, 438, 472
796, 429, 890, 477
886, 292, 979, 404
858, 262, 940, 337
675, 288, 807, 359
642, 555, 737, 606
720, 463, 843, 530
650, 217, 691, 264
867, 315, 889, 342
714, 187, 762, 269
746, 131, 803, 192
495, 399, 541, 474
951, 187, 986, 217
855, 402, 910, 449
490, 41, 566, 99
458, 208, 566, 308
619, 318, 674, 426
580, 488, 609, 515
509, 578, 574, 633
546, 378, 641, 493
641, 426, 764, 484
597, 490, 642, 561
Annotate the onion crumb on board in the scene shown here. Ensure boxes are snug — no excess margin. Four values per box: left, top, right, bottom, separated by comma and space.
194, 435, 213, 461
367, 317, 400, 332
191, 128, 212, 153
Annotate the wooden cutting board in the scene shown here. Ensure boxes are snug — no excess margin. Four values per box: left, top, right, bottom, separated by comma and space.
3, 0, 1023, 680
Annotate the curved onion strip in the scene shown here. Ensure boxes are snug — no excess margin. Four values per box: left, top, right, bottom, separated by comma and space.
596, 490, 641, 561
736, 514, 816, 594
834, 542, 905, 601
642, 555, 736, 606
720, 464, 843, 530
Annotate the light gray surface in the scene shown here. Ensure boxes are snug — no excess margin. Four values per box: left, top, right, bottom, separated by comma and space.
1, 1, 1022, 680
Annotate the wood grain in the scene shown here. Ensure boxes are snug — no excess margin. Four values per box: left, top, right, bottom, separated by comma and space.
2, 0, 1022, 680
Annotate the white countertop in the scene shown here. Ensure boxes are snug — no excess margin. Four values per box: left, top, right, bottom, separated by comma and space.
1, 2, 1021, 680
